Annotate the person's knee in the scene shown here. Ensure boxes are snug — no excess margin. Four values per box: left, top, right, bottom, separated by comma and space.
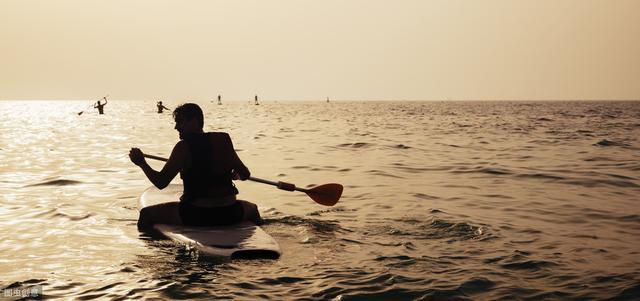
243, 202, 262, 225
137, 219, 150, 231
253, 207, 263, 225
137, 207, 153, 230
139, 207, 150, 220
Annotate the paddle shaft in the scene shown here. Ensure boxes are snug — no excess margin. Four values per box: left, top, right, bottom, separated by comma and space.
246, 176, 310, 193
78, 103, 93, 115
141, 153, 307, 192
143, 153, 169, 162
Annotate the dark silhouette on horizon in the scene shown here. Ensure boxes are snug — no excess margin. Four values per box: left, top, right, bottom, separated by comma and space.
156, 101, 170, 113
94, 97, 108, 114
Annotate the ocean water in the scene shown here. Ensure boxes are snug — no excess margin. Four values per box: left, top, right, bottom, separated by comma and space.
1, 100, 639, 300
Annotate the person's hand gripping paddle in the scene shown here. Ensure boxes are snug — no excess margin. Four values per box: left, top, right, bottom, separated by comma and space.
142, 153, 343, 206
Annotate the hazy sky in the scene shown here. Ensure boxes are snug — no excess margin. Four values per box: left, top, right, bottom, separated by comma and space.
1, 0, 639, 101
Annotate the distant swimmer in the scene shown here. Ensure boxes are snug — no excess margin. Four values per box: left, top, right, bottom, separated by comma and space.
94, 97, 108, 114
254, 95, 259, 105
218, 94, 222, 105
157, 101, 170, 113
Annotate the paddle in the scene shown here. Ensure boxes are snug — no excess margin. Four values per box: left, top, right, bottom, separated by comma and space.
142, 153, 343, 206
77, 103, 93, 116
78, 94, 109, 115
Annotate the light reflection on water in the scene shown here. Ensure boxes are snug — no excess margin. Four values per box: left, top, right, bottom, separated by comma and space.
1, 100, 639, 300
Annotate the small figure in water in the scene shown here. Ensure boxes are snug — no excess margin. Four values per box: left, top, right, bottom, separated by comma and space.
157, 101, 170, 113
129, 103, 261, 230
94, 97, 107, 114
254, 95, 259, 105
326, 97, 330, 103
218, 94, 222, 105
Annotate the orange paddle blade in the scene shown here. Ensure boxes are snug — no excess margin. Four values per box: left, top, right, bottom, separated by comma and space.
306, 183, 343, 206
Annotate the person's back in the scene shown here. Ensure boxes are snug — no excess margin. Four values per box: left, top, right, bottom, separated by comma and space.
178, 131, 251, 226
157, 101, 169, 113
94, 98, 107, 114
180, 132, 247, 201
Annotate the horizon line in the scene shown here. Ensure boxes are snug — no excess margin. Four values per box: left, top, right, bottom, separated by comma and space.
1, 98, 639, 102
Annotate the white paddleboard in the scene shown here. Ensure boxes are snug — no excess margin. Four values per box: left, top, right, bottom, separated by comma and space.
139, 184, 281, 259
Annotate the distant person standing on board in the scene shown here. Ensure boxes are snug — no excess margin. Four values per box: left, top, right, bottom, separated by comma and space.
94, 97, 107, 114
129, 103, 261, 230
218, 94, 222, 105
157, 101, 170, 113
254, 95, 259, 105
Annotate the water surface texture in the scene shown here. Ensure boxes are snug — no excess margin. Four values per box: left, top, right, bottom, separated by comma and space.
1, 100, 639, 300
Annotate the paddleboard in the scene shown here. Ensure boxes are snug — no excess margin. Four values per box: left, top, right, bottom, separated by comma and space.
139, 184, 281, 259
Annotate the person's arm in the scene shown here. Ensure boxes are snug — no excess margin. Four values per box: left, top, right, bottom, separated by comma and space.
224, 134, 250, 180
103, 98, 108, 105
129, 142, 186, 189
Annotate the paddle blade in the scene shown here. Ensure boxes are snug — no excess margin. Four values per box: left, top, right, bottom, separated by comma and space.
306, 183, 343, 206
78, 111, 83, 115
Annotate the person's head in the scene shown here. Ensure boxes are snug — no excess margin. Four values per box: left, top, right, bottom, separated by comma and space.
173, 103, 204, 139
158, 101, 162, 105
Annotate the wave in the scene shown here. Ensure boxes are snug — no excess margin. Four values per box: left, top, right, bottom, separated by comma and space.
265, 215, 345, 234
52, 212, 94, 221
391, 144, 411, 149
594, 139, 630, 147
365, 169, 404, 178
25, 179, 83, 187
485, 250, 558, 271
371, 217, 496, 242
450, 166, 513, 175
413, 193, 440, 200
423, 218, 493, 241
445, 165, 639, 188
337, 142, 374, 148
559, 178, 639, 188
516, 173, 565, 180
500, 260, 558, 271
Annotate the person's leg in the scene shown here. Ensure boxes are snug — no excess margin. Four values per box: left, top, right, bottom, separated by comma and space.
137, 202, 181, 230
237, 200, 263, 225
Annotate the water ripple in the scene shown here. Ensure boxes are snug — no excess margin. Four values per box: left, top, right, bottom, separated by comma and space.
25, 179, 83, 187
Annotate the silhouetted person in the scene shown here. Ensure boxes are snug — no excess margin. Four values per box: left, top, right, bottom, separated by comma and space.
129, 103, 261, 230
157, 101, 170, 113
94, 97, 107, 114
218, 94, 222, 105
254, 95, 259, 105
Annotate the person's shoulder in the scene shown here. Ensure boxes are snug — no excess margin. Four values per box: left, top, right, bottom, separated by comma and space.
207, 132, 232, 144
174, 139, 188, 151
167, 140, 188, 159
208, 132, 231, 138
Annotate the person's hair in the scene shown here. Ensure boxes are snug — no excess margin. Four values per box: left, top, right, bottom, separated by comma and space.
173, 103, 204, 128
